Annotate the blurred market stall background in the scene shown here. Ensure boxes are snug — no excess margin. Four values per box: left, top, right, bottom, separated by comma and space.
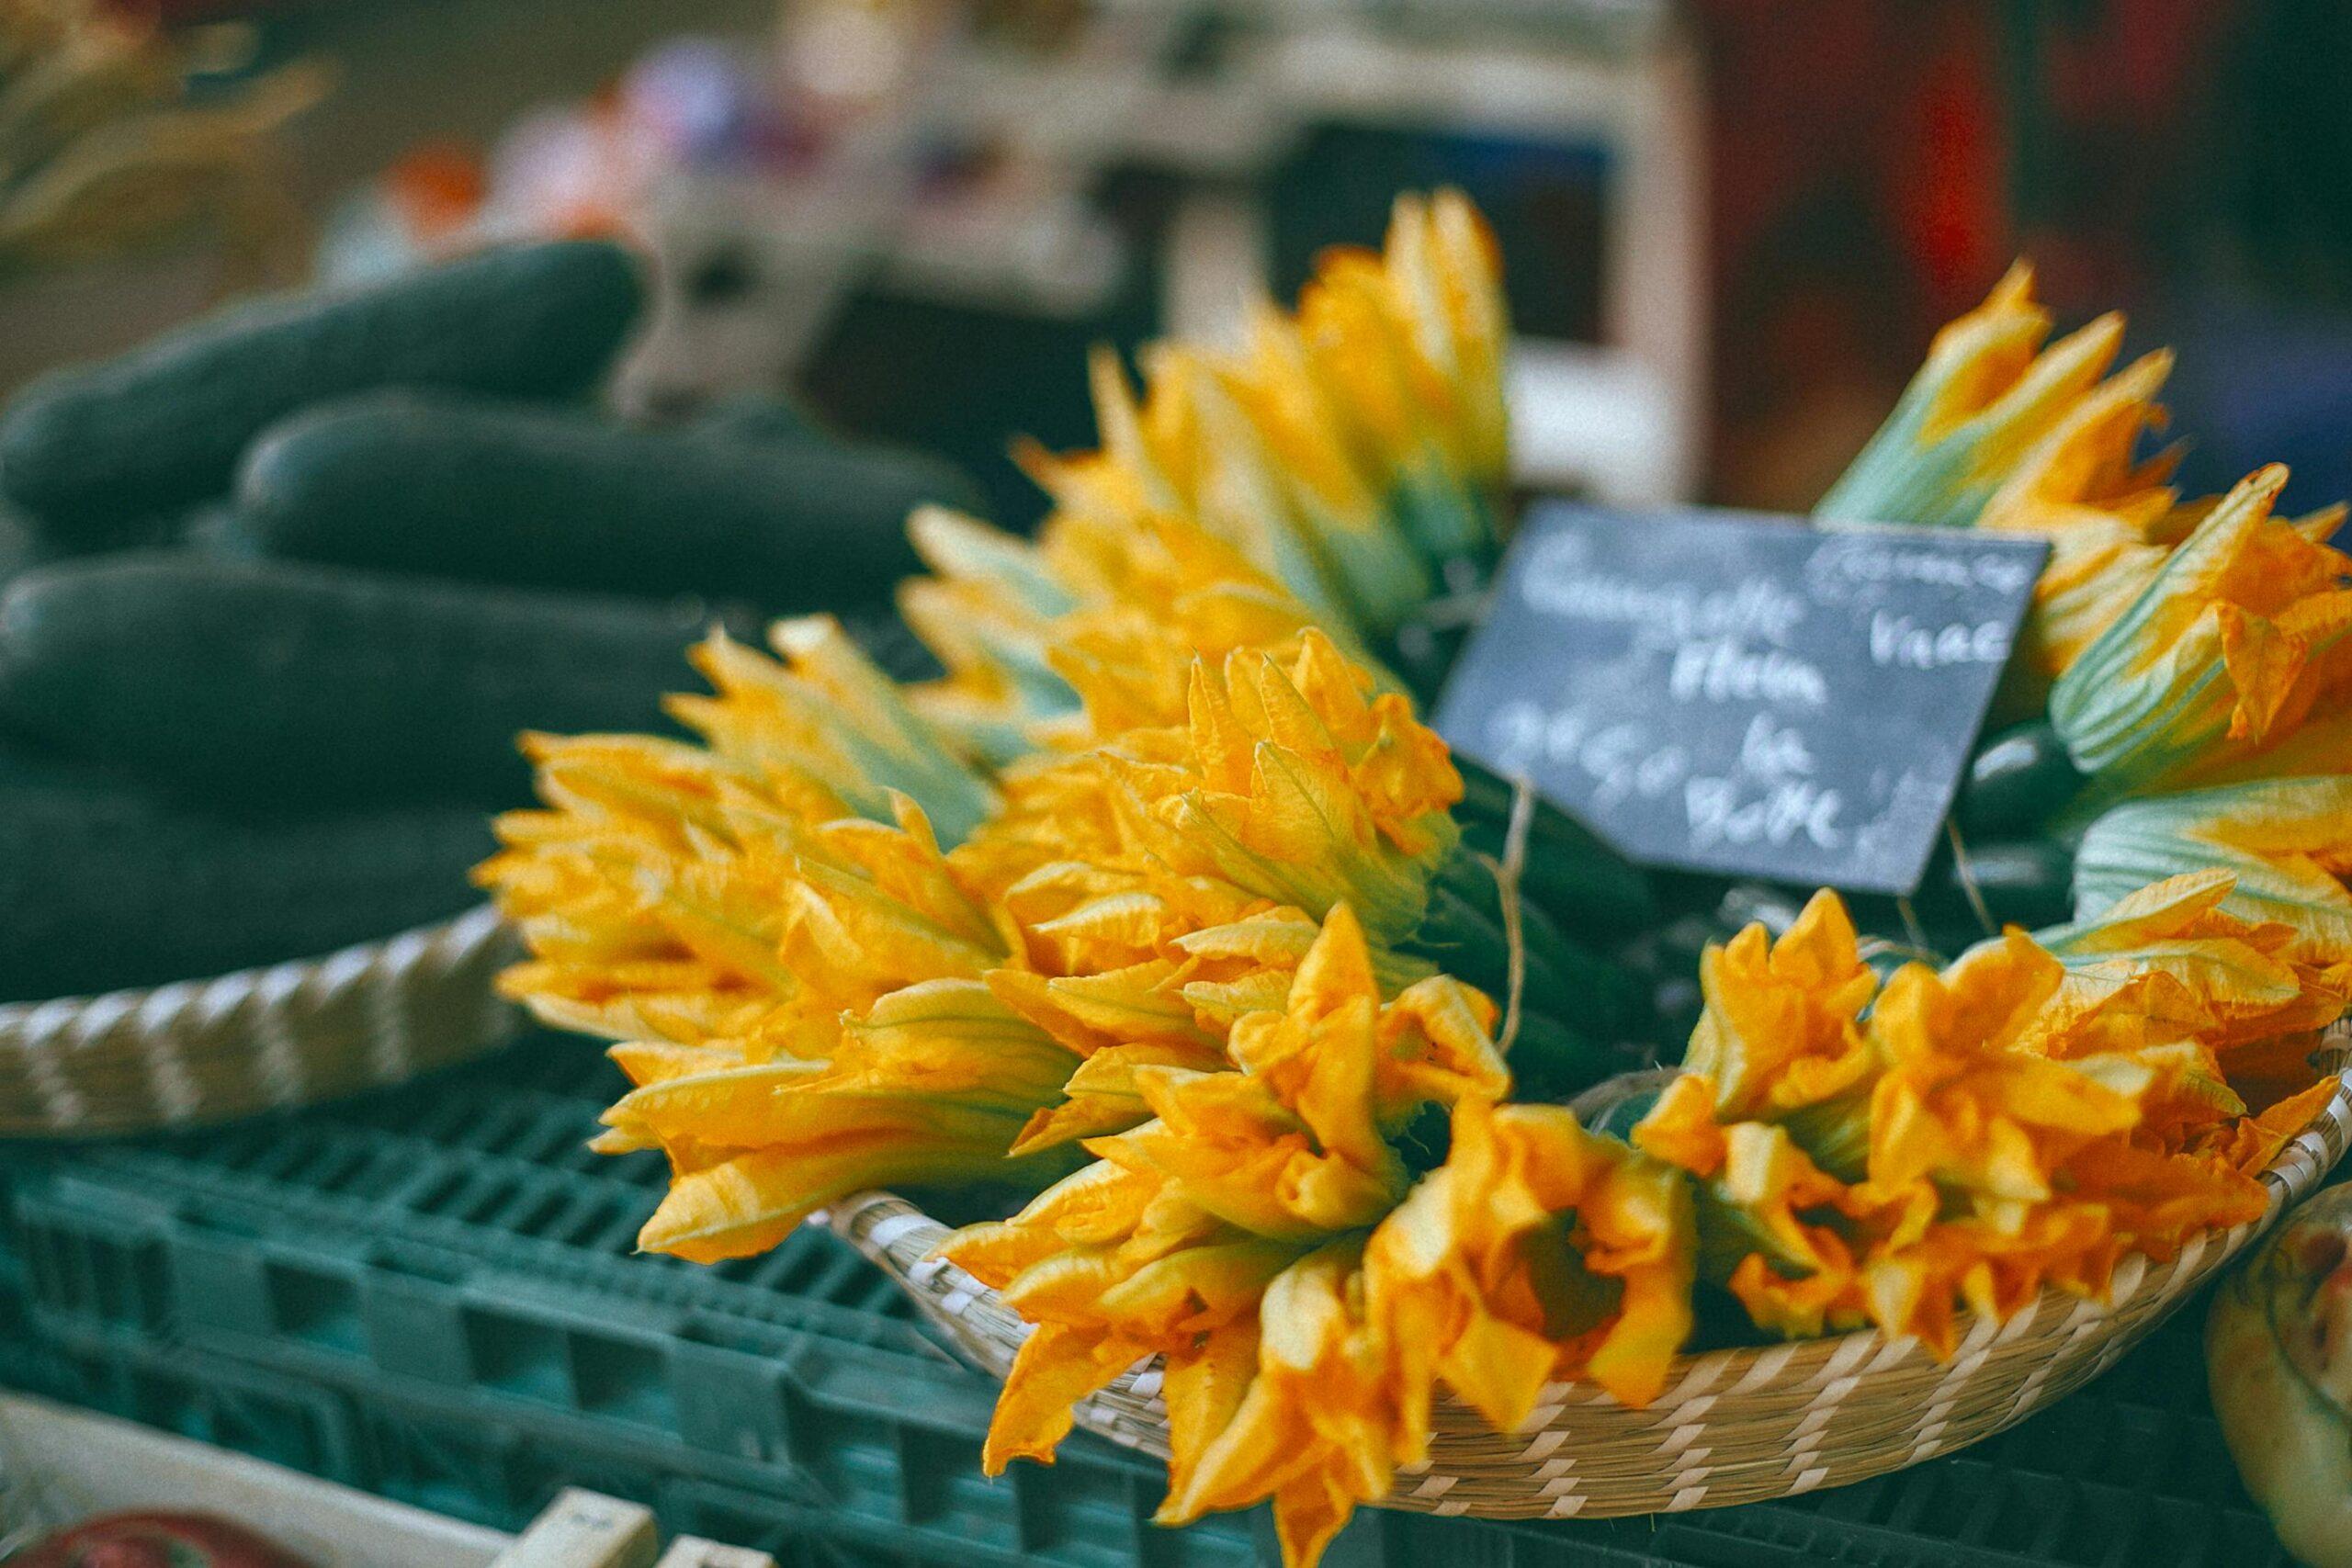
5, 6, 2351, 1565
8, 0, 2346, 531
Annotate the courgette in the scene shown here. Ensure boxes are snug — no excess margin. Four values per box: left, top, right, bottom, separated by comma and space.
0, 554, 701, 807
228, 391, 975, 609
0, 747, 492, 1002
1915, 836, 2076, 935
1453, 759, 1658, 940
0, 502, 28, 589
1504, 1011, 1617, 1105
0, 240, 645, 537
1412, 863, 1650, 1042
691, 390, 830, 446
1955, 719, 2085, 837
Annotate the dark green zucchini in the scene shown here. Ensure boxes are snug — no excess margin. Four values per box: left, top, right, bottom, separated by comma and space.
1453, 759, 1658, 941
1955, 719, 2085, 837
227, 391, 976, 609
0, 748, 492, 1002
0, 240, 645, 537
1504, 1011, 1618, 1105
1919, 836, 2077, 933
691, 390, 831, 446
0, 554, 702, 807
0, 502, 28, 590
1412, 862, 1651, 1043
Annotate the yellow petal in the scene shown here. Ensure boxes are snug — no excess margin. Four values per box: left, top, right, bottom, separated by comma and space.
983, 1322, 1149, 1472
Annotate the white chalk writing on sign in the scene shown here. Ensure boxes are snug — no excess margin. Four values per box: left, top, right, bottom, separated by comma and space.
1434, 505, 2049, 895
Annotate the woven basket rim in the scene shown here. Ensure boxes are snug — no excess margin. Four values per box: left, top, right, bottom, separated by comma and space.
0, 903, 522, 1136
825, 1018, 2352, 1517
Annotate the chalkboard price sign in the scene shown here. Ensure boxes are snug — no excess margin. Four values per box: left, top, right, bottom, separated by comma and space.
1432, 503, 2051, 895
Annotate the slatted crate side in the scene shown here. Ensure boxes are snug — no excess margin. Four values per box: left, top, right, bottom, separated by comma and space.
33, 1326, 373, 1487
19, 1095, 945, 1359
0, 1030, 2312, 1568
13, 1170, 1016, 1438
20, 1316, 1261, 1568
9, 1198, 2298, 1568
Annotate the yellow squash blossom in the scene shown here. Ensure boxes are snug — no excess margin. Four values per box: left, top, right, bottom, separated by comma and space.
1637, 891, 2314, 1356
1708, 1124, 1883, 1340
478, 618, 1000, 1049
1632, 897, 1888, 1336
681, 617, 1001, 843
1026, 191, 1512, 649
2197, 1073, 2346, 1175
1366, 1097, 1695, 1419
901, 502, 1332, 762
1679, 887, 1879, 1121
478, 619, 1102, 1258
947, 631, 1468, 1090
2072, 780, 2352, 965
1815, 263, 2137, 531
1862, 934, 2148, 1213
938, 907, 1506, 1542
486, 718, 1102, 1261
1970, 348, 2184, 693
614, 980, 1088, 1262
2050, 466, 2352, 805
884, 193, 1511, 771
2035, 870, 2350, 1051
1147, 639, 1464, 942
1158, 1239, 1407, 1568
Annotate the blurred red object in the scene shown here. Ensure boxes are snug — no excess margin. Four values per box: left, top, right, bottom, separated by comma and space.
1690, 0, 2248, 509
11, 1511, 314, 1568
387, 141, 489, 244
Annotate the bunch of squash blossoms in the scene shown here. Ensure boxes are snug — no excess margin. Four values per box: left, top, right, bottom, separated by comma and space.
481, 200, 2350, 1567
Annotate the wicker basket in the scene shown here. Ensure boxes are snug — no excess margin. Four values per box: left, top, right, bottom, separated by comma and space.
0, 905, 525, 1138
827, 1018, 2351, 1521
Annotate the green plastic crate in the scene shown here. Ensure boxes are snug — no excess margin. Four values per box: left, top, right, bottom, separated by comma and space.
0, 1032, 2305, 1568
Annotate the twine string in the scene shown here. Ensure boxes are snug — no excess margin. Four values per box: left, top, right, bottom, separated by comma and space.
1945, 818, 1998, 938
1857, 936, 1947, 969
1894, 895, 1930, 955
1471, 773, 1537, 1053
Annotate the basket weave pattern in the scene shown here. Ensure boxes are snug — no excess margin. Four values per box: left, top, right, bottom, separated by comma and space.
0, 905, 525, 1136
828, 1020, 2351, 1520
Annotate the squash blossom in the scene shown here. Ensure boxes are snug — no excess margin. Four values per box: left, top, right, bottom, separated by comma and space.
480, 619, 1092, 1259
475, 202, 2352, 1568
2048, 465, 2352, 808
2072, 781, 2352, 965
1364, 1096, 1696, 1419
939, 908, 1505, 1550
479, 617, 1002, 1047
905, 190, 1510, 764
901, 503, 1330, 765
2035, 871, 2350, 1062
945, 908, 1692, 1568
1815, 263, 2145, 533
1969, 349, 2185, 700
1635, 889, 2335, 1355
1814, 267, 2345, 732
1024, 190, 1511, 649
